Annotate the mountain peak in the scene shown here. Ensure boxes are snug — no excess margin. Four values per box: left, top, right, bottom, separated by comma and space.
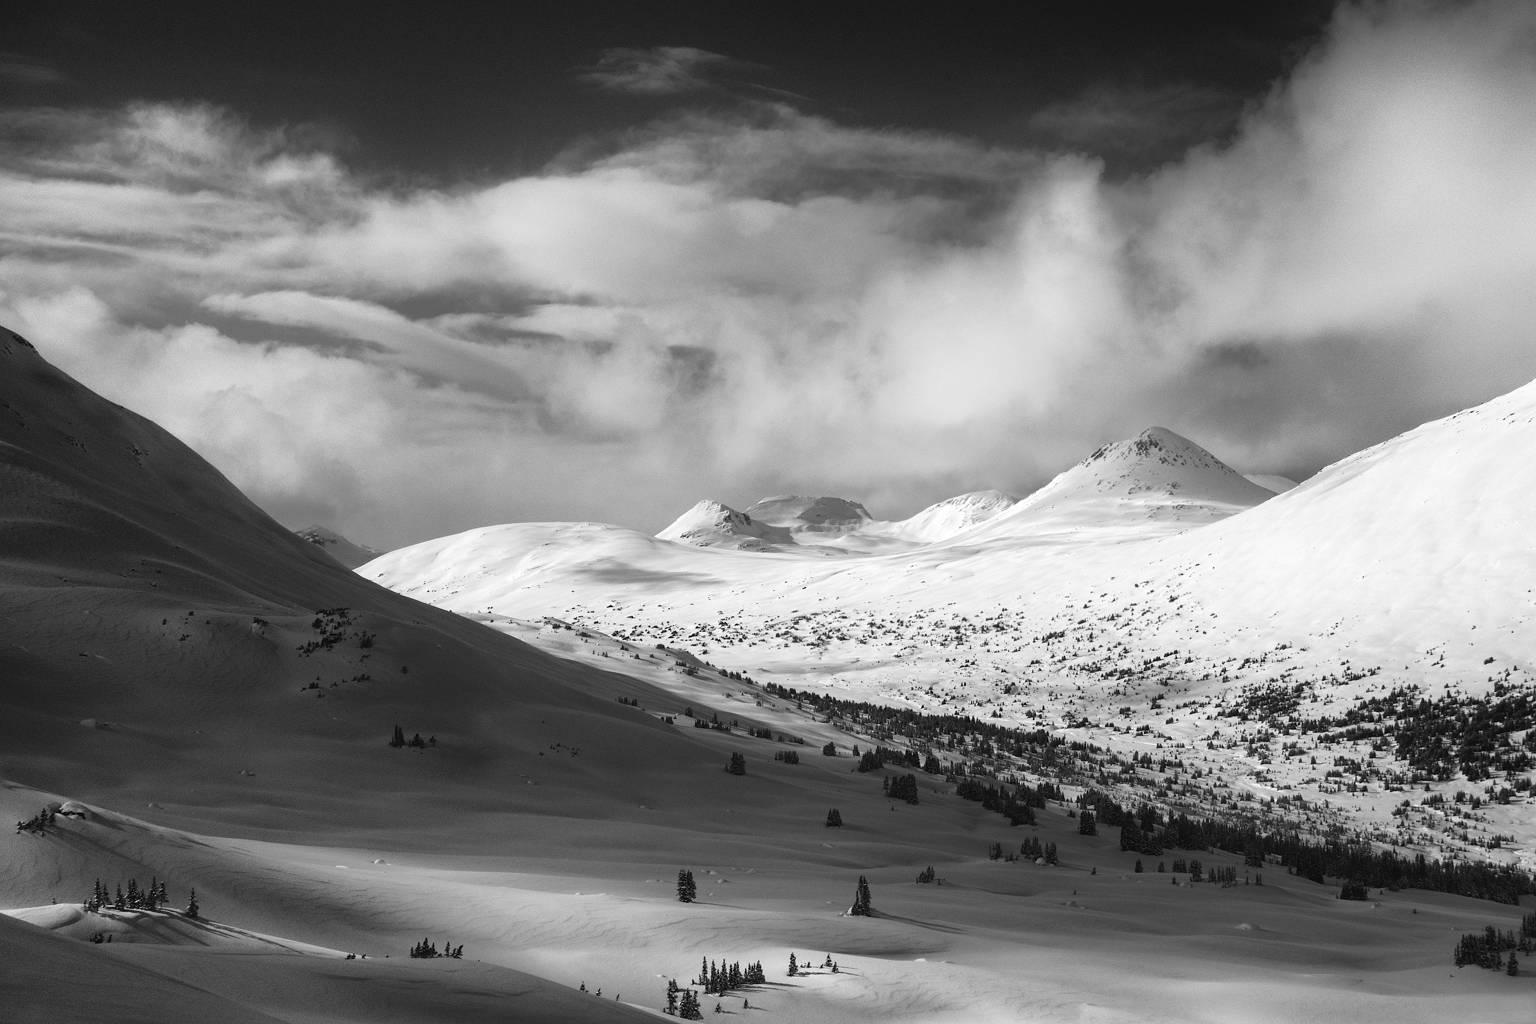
743, 495, 872, 531
657, 499, 794, 550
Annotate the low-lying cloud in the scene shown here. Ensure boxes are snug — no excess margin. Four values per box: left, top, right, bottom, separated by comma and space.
3, 1, 1536, 548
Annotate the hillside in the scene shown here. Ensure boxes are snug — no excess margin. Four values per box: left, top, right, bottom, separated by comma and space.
293, 526, 382, 569
4, 324, 1533, 1024
656, 499, 796, 551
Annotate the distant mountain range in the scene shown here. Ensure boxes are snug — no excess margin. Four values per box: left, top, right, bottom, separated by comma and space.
363, 385, 1536, 713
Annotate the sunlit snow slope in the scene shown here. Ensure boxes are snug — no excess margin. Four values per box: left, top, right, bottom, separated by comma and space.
366, 387, 1536, 701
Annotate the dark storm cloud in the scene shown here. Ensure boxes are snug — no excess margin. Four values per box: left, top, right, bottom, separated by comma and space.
0, 53, 68, 86
3, 2, 1536, 547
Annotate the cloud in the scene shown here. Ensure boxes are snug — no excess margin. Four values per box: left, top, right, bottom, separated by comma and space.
3, 1, 1536, 546
0, 54, 68, 86
1027, 81, 1243, 156
579, 46, 751, 95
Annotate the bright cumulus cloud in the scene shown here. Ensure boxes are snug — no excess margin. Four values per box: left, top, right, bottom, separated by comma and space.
4, 1, 1536, 548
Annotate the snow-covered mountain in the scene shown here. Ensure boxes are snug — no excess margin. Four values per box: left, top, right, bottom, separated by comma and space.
885, 489, 1018, 543
953, 427, 1275, 546
655, 499, 795, 551
366, 390, 1536, 712
293, 525, 381, 568
743, 495, 873, 531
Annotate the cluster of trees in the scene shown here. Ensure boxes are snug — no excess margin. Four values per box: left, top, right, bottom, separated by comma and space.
788, 953, 841, 976
677, 869, 697, 903
774, 749, 800, 764
691, 711, 734, 733
388, 724, 434, 749
915, 865, 937, 884
856, 745, 919, 772
408, 938, 463, 959
883, 773, 918, 803
990, 839, 1058, 864
14, 807, 54, 834
1169, 858, 1205, 880
1081, 790, 1535, 904
849, 875, 873, 916
663, 979, 702, 1018
693, 957, 766, 994
954, 779, 1045, 826
1339, 880, 1370, 901
761, 682, 1065, 766
1016, 837, 1059, 864
725, 752, 746, 775
825, 808, 843, 827
1453, 925, 1528, 973
1078, 810, 1097, 835
84, 878, 187, 915
1323, 683, 1536, 781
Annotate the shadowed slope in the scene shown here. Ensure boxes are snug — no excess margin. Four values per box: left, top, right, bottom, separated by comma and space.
0, 327, 730, 843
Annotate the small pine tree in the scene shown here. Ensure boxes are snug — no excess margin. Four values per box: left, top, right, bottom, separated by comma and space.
726, 752, 746, 776
678, 989, 702, 1020
389, 724, 405, 748
850, 874, 873, 916
665, 979, 680, 1016
185, 888, 199, 920
1508, 950, 1519, 976
788, 952, 798, 976
677, 869, 697, 903
825, 808, 842, 827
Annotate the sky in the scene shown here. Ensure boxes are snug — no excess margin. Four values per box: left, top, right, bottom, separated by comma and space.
4, 1, 1536, 549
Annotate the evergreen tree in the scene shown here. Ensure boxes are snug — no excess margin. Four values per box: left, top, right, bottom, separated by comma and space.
1078, 809, 1096, 835
850, 874, 873, 916
788, 952, 798, 976
677, 869, 697, 903
678, 989, 703, 1020
1507, 950, 1519, 976
1120, 818, 1143, 852
665, 979, 680, 1016
825, 808, 842, 827
1338, 880, 1369, 901
186, 888, 199, 920
887, 774, 919, 804
389, 724, 406, 748
726, 752, 746, 775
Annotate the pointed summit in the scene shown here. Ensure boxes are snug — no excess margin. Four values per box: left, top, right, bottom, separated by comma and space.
963, 427, 1272, 543
657, 499, 794, 550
